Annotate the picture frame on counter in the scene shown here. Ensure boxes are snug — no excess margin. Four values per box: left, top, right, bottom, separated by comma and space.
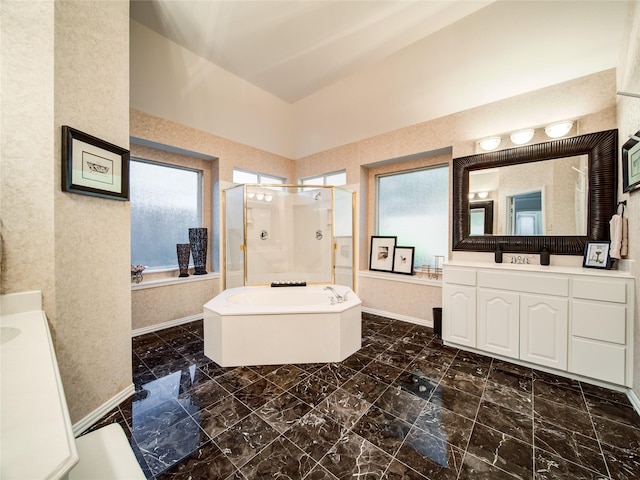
392, 246, 415, 275
369, 236, 396, 272
582, 240, 612, 269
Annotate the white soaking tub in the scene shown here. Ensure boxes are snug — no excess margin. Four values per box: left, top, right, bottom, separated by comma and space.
203, 285, 361, 367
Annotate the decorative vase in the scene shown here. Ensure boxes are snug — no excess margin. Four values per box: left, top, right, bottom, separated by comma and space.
188, 227, 208, 275
176, 243, 191, 277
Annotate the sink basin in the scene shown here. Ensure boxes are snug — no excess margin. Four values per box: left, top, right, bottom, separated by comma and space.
1, 327, 21, 345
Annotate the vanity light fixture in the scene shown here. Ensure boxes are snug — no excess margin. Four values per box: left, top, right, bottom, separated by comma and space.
468, 193, 476, 200
479, 137, 502, 151
256, 193, 265, 201
510, 129, 535, 145
545, 121, 574, 138
247, 192, 256, 199
264, 194, 273, 202
477, 191, 489, 199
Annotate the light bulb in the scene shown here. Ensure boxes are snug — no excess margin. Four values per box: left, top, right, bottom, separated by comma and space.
510, 129, 535, 145
545, 121, 573, 138
479, 137, 501, 151
477, 191, 489, 199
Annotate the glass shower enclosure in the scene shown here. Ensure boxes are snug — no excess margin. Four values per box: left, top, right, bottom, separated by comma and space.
224, 184, 355, 289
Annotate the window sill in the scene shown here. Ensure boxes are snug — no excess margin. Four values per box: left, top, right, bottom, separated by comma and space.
131, 272, 220, 291
358, 270, 442, 287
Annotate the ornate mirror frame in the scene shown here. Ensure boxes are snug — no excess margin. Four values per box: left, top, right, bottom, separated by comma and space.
452, 129, 617, 255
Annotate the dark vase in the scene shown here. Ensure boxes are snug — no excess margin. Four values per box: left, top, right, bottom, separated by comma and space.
176, 243, 191, 277
188, 227, 208, 275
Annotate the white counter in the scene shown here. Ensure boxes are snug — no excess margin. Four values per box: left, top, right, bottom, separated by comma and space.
1, 291, 78, 479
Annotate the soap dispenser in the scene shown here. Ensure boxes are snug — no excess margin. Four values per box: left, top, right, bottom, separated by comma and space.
494, 244, 503, 264
540, 247, 550, 266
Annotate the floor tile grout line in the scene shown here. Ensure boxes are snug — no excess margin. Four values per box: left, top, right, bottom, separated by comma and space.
581, 381, 614, 479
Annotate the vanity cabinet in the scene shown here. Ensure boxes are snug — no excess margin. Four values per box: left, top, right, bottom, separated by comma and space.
442, 263, 634, 387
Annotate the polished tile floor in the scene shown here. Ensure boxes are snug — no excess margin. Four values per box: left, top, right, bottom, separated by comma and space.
88, 314, 640, 479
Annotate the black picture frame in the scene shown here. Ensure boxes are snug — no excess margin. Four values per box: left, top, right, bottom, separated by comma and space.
582, 240, 612, 269
622, 130, 640, 193
392, 246, 414, 275
62, 125, 130, 201
369, 236, 396, 272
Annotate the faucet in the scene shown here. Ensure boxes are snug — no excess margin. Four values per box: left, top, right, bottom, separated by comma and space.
324, 286, 344, 304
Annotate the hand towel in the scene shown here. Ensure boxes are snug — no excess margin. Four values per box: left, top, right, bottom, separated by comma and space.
621, 216, 628, 257
609, 213, 628, 260
610, 214, 622, 259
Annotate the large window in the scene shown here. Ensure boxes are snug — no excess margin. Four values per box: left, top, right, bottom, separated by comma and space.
130, 159, 202, 270
377, 165, 448, 268
300, 170, 347, 186
233, 168, 285, 185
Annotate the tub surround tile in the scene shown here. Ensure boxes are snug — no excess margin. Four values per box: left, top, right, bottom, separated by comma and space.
95, 318, 640, 479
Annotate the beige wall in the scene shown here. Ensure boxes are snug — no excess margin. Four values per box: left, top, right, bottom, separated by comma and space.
616, 0, 640, 400
1, 1, 131, 424
129, 109, 293, 330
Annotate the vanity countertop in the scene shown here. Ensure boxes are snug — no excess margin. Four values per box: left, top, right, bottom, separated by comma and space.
445, 260, 635, 279
1, 291, 78, 479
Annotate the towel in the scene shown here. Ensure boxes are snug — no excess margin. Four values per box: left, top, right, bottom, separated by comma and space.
610, 214, 628, 259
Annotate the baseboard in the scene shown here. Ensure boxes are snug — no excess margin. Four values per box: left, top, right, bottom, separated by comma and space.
72, 383, 135, 436
361, 307, 432, 328
132, 313, 203, 337
628, 389, 640, 417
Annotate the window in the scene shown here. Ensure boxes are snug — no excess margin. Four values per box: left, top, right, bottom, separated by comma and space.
130, 159, 202, 270
377, 165, 448, 269
300, 170, 347, 186
233, 168, 285, 185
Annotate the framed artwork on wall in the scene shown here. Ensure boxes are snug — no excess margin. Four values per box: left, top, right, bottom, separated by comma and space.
582, 240, 612, 269
622, 130, 640, 193
369, 236, 396, 272
62, 125, 130, 201
392, 246, 414, 275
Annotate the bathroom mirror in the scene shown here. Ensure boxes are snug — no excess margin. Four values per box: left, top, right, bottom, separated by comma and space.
453, 129, 617, 255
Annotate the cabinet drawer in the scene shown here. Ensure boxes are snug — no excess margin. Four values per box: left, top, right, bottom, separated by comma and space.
443, 267, 476, 286
477, 271, 568, 296
572, 300, 626, 344
573, 278, 627, 303
570, 338, 626, 385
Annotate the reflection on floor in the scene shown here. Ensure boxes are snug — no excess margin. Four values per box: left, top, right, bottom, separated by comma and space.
87, 314, 640, 479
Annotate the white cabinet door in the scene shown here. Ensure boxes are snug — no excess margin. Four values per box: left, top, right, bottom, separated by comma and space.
477, 289, 519, 359
520, 294, 568, 369
443, 284, 476, 348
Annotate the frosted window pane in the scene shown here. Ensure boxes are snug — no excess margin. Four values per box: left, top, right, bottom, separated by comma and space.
233, 170, 258, 184
302, 176, 323, 185
131, 161, 200, 269
260, 175, 284, 184
378, 166, 448, 268
326, 172, 347, 186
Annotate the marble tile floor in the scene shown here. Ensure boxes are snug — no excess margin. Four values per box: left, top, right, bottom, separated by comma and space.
86, 313, 640, 479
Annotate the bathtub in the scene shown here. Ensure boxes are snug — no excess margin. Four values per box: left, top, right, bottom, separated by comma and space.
203, 285, 362, 367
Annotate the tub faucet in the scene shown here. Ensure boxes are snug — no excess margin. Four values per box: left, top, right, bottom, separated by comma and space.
324, 286, 344, 304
